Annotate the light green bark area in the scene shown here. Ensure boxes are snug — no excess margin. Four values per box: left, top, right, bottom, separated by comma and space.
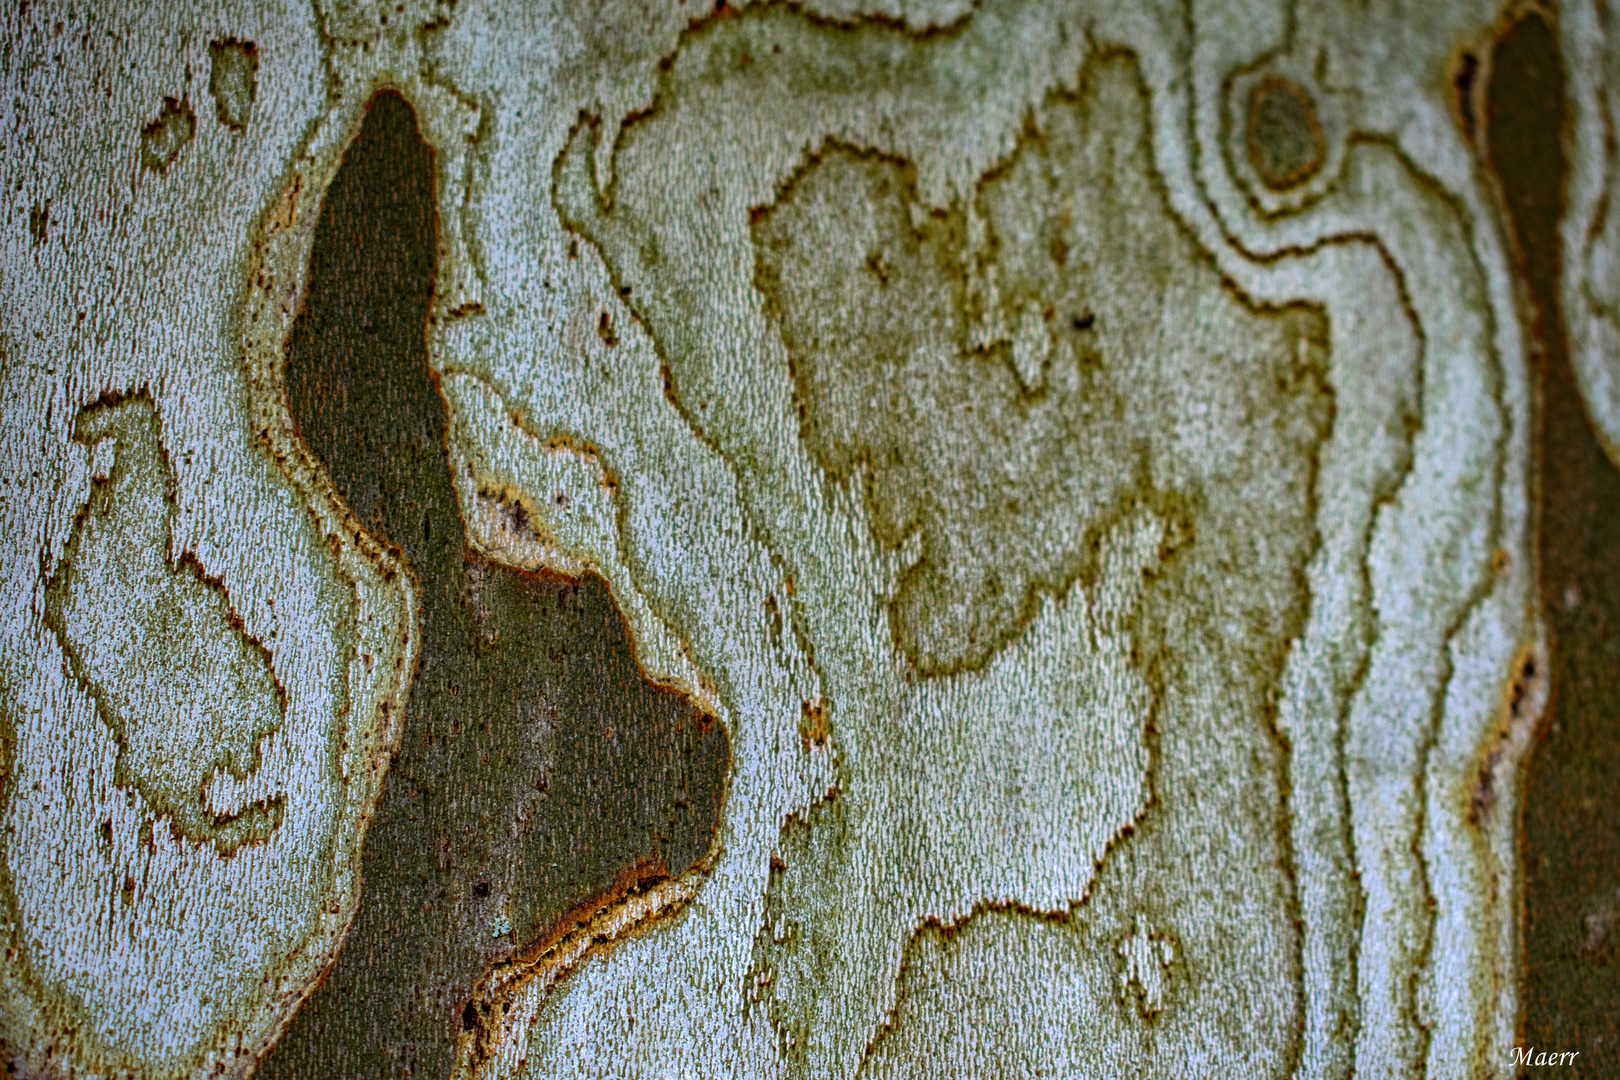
745, 73, 1328, 678
44, 395, 289, 851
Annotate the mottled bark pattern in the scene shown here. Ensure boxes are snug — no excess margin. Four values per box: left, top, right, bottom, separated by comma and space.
7, 0, 1613, 1074
258, 93, 729, 1080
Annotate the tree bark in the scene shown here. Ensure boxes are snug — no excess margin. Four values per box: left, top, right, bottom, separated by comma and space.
1, 1, 1615, 1077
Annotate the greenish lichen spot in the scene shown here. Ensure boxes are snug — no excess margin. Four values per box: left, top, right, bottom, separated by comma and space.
43, 393, 288, 853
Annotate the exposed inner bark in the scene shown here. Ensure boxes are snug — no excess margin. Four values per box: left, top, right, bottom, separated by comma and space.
257, 91, 729, 1080
1490, 13, 1620, 1075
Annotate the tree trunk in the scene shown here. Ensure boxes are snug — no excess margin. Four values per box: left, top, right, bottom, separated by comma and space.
1, 1, 1615, 1077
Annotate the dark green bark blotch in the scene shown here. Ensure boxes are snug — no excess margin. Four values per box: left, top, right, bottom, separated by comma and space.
1492, 13, 1620, 1076
258, 91, 728, 1080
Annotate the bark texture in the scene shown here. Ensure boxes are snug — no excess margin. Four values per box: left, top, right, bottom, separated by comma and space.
1, 0, 1616, 1078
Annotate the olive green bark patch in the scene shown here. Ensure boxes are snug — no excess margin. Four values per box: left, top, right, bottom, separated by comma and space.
257, 91, 728, 1080
44, 394, 287, 852
1246, 78, 1326, 191
750, 60, 1330, 675
209, 39, 258, 131
747, 789, 850, 1064
140, 97, 194, 172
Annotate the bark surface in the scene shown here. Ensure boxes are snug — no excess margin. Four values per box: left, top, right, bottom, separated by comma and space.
0, 1, 1616, 1078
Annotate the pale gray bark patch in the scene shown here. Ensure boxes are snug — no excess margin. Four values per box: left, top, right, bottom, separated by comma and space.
0, 3, 412, 1074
